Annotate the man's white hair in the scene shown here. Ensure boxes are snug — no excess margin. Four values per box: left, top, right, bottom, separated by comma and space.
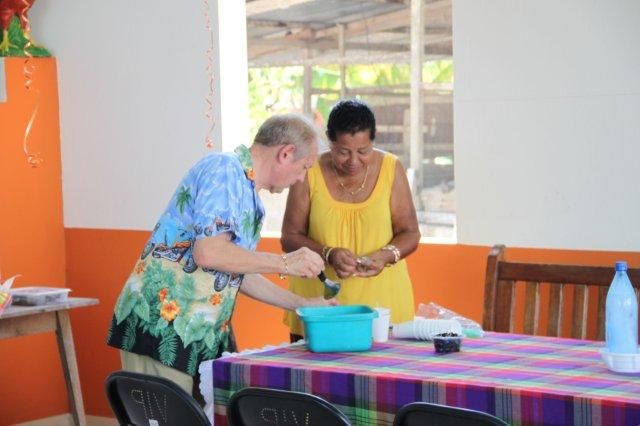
253, 113, 319, 158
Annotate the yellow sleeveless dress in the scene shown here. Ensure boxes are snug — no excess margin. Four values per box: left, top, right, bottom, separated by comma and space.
284, 152, 415, 336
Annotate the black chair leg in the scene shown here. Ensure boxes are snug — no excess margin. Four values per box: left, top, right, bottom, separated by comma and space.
192, 373, 206, 407
227, 325, 238, 353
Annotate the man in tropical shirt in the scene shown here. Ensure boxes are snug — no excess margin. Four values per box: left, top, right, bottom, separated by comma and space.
107, 114, 334, 398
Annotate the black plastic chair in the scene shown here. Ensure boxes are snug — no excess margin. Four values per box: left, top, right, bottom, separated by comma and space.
105, 370, 210, 426
393, 402, 508, 426
228, 387, 351, 426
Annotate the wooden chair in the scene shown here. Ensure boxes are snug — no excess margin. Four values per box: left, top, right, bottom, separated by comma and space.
483, 245, 640, 340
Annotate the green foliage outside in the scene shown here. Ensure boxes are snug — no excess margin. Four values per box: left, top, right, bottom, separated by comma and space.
248, 67, 303, 138
247, 60, 453, 138
0, 16, 51, 57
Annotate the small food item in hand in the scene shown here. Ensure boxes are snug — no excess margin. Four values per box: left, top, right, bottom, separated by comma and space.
356, 256, 374, 273
357, 256, 373, 266
432, 332, 463, 353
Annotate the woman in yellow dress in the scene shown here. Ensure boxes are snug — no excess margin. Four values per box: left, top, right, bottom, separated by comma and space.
282, 99, 421, 340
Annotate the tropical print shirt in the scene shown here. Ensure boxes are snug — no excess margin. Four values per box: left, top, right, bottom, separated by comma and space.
107, 145, 264, 376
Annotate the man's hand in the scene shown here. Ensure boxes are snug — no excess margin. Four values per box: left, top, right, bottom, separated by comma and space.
240, 274, 339, 311
286, 247, 324, 278
302, 296, 340, 307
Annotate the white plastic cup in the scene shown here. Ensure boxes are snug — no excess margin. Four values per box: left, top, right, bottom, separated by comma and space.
403, 318, 461, 340
413, 318, 426, 339
414, 318, 431, 340
392, 320, 416, 339
392, 318, 463, 340
372, 307, 391, 342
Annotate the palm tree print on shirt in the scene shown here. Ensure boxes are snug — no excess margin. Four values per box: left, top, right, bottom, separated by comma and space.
176, 185, 193, 214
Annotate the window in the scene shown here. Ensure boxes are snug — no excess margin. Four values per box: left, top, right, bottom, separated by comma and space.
245, 0, 455, 241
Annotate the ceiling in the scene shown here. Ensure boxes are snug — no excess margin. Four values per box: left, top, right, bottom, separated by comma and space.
245, 0, 452, 67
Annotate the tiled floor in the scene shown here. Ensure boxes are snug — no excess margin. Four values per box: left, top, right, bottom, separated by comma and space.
15, 415, 117, 426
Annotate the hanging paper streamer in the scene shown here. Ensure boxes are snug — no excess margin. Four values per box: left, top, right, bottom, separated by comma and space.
0, 58, 6, 102
22, 58, 43, 167
20, 0, 42, 167
202, 0, 215, 149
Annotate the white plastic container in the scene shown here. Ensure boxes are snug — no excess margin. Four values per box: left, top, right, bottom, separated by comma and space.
600, 347, 640, 373
372, 307, 390, 343
10, 287, 71, 306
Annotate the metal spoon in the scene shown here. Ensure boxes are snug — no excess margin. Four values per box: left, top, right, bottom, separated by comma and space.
318, 271, 341, 299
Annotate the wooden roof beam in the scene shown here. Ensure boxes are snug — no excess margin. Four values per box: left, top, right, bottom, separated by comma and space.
248, 51, 452, 67
248, 30, 451, 60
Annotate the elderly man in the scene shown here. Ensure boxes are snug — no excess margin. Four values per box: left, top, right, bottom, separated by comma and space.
107, 114, 333, 397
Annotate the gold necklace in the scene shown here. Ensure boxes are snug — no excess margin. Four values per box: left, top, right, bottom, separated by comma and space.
332, 162, 370, 195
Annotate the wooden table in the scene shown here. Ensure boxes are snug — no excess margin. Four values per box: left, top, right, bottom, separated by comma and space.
0, 297, 99, 426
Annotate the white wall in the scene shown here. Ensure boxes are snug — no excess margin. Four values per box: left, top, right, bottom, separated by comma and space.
30, 0, 640, 250
454, 0, 640, 251
0, 58, 6, 102
30, 1, 248, 230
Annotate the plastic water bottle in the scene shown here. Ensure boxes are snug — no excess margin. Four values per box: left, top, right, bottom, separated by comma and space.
605, 261, 638, 354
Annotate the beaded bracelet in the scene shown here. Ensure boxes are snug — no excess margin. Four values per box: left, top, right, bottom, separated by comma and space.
381, 244, 401, 264
278, 254, 288, 280
321, 245, 330, 261
324, 247, 335, 264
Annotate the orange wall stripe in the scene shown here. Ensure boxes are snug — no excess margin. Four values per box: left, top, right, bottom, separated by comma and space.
63, 229, 640, 418
0, 58, 68, 425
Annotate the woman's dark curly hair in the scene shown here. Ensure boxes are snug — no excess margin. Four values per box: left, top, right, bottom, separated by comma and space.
326, 99, 376, 142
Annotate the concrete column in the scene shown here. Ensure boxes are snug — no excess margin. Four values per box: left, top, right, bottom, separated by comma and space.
214, 0, 250, 151
410, 0, 424, 186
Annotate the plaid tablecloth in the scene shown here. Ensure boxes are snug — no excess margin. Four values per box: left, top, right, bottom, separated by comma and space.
208, 332, 640, 426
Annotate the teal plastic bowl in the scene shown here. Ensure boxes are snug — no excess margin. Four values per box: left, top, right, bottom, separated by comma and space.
296, 305, 378, 353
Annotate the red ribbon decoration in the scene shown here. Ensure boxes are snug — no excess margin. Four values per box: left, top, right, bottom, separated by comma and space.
202, 0, 215, 149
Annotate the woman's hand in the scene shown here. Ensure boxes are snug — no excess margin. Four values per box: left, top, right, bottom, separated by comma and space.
328, 248, 358, 278
354, 253, 386, 277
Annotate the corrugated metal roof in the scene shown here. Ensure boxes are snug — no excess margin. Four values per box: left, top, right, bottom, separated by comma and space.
246, 0, 452, 66
248, 0, 405, 28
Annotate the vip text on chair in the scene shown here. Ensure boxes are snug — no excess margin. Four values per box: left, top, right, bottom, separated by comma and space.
228, 387, 351, 426
105, 371, 210, 426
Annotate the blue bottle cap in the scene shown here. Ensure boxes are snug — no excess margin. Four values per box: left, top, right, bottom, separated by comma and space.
615, 261, 628, 272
